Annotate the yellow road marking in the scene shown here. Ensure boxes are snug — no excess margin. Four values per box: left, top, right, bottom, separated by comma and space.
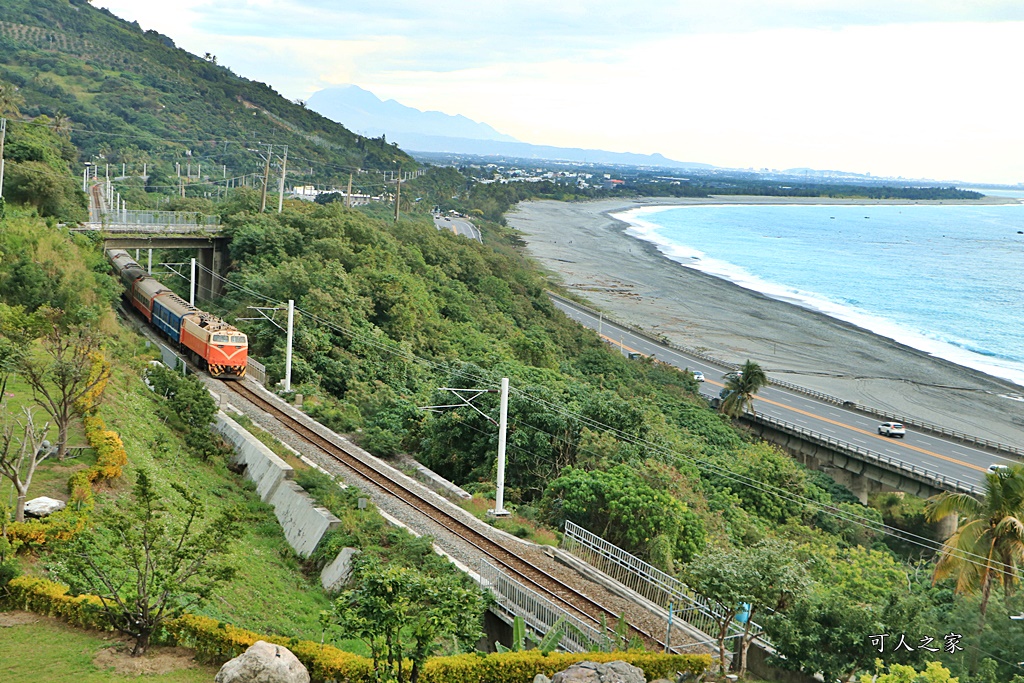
598, 332, 986, 473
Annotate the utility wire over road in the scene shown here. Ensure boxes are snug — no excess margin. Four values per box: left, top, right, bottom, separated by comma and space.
547, 292, 1018, 493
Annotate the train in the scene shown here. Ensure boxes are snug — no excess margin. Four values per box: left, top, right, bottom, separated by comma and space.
107, 249, 248, 379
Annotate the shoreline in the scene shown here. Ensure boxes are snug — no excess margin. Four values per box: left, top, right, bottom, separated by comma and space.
505, 197, 1024, 448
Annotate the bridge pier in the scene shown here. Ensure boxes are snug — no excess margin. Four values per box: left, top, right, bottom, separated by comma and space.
100, 235, 229, 303
744, 419, 945, 502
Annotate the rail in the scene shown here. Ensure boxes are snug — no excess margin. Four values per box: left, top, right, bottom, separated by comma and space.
561, 521, 763, 651
747, 413, 985, 496
477, 560, 603, 653
546, 291, 1022, 458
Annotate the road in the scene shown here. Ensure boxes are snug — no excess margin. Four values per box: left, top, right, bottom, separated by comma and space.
551, 297, 1018, 491
433, 214, 481, 242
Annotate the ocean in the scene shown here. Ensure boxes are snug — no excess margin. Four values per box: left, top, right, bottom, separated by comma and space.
613, 200, 1024, 389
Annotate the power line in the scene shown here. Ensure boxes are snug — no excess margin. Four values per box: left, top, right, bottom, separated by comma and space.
182, 260, 1015, 574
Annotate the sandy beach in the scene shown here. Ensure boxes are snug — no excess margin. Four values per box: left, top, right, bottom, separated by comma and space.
506, 197, 1024, 449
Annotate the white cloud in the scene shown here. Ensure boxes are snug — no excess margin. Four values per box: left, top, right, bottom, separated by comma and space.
94, 2, 1024, 182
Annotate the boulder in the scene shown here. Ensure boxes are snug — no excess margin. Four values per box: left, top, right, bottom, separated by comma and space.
215, 641, 309, 683
551, 660, 646, 683
534, 675, 553, 683
23, 497, 66, 518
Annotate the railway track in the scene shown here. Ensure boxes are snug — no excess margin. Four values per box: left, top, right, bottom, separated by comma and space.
224, 380, 664, 650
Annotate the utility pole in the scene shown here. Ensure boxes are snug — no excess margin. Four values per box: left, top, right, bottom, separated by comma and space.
284, 299, 294, 392
189, 257, 196, 306
394, 174, 401, 222
418, 379, 511, 517
346, 173, 353, 208
0, 118, 6, 200
277, 145, 288, 213
259, 144, 272, 213
493, 377, 510, 516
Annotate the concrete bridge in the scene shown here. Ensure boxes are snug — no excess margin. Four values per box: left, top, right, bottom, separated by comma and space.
78, 182, 229, 300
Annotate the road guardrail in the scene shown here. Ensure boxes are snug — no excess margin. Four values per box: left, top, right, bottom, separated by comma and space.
546, 291, 1022, 459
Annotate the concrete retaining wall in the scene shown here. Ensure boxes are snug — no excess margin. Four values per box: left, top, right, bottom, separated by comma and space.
213, 411, 340, 558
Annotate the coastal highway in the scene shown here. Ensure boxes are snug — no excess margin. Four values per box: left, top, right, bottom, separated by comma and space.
551, 296, 1020, 491
433, 214, 482, 242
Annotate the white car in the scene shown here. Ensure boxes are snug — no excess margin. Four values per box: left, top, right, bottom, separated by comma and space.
692, 371, 705, 382
878, 422, 906, 438
987, 464, 1010, 475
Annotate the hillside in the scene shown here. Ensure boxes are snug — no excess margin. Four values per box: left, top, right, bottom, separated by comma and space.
0, 0, 413, 187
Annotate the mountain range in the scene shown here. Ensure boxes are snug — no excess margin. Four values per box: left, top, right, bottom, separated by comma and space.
307, 85, 713, 169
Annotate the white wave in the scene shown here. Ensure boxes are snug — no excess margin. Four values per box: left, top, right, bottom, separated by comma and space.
612, 206, 1024, 388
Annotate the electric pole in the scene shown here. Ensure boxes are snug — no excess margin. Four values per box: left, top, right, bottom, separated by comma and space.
277, 145, 288, 213
418, 379, 511, 517
394, 173, 401, 222
346, 173, 353, 208
1, 117, 7, 200
259, 143, 272, 212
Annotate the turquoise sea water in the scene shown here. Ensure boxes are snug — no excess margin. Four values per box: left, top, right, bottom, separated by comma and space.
614, 201, 1024, 388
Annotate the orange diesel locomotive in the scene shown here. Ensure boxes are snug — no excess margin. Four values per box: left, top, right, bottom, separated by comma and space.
107, 249, 248, 379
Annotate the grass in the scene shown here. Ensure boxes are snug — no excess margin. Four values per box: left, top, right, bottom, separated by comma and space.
1, 373, 89, 448
9, 339, 336, 643
83, 358, 336, 641
1, 373, 91, 510
0, 613, 218, 683
457, 494, 559, 546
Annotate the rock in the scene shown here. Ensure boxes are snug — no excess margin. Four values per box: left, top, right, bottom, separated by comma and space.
215, 641, 309, 683
23, 497, 66, 518
534, 675, 553, 683
551, 660, 646, 683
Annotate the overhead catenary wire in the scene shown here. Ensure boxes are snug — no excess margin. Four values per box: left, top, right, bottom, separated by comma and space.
177, 258, 1022, 576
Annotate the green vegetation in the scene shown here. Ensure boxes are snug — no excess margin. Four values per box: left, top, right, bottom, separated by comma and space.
60, 469, 245, 656
927, 463, 1024, 623
0, 0, 413, 210
0, 614, 218, 683
0, 7, 1017, 679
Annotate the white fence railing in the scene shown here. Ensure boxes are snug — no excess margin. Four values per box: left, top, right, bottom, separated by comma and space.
477, 560, 605, 653
561, 521, 766, 651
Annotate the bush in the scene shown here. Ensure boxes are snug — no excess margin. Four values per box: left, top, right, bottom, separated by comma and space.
10, 576, 711, 681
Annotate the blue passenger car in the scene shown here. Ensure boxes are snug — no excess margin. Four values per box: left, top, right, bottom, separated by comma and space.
150, 293, 197, 344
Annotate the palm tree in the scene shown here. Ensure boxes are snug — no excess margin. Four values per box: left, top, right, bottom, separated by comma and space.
0, 82, 23, 118
926, 464, 1024, 623
719, 360, 769, 417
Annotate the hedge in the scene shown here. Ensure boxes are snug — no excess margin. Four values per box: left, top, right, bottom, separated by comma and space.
7, 577, 712, 683
82, 415, 127, 481
420, 651, 712, 683
5, 575, 107, 630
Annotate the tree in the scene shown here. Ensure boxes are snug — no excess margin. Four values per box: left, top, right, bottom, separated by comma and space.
684, 539, 808, 675
61, 470, 243, 656
332, 554, 484, 683
926, 463, 1024, 624
0, 81, 23, 118
21, 321, 110, 460
719, 360, 769, 417
0, 408, 50, 522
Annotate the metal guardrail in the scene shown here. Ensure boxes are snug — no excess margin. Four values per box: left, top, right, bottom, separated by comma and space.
106, 210, 220, 228
476, 560, 603, 653
246, 358, 267, 386
561, 521, 765, 651
748, 413, 984, 496
546, 291, 1022, 458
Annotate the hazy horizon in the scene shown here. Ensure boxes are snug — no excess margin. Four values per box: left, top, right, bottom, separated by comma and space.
96, 2, 1024, 185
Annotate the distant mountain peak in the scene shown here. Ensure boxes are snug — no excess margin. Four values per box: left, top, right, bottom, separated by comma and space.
306, 85, 519, 143
307, 84, 709, 170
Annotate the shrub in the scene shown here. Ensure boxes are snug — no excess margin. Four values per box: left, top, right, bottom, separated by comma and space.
9, 576, 712, 682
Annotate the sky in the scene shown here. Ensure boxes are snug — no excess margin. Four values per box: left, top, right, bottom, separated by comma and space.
95, 1, 1024, 185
